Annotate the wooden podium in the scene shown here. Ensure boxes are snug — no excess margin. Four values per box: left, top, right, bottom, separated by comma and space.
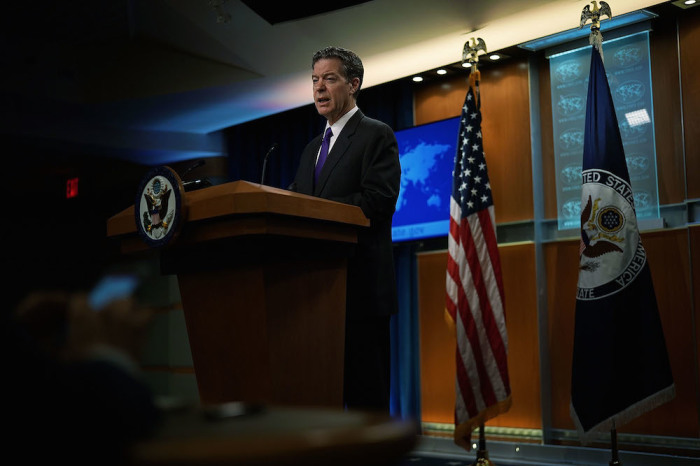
107, 180, 369, 407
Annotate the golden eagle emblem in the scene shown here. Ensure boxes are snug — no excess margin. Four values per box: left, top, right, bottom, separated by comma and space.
580, 1, 612, 30
142, 177, 173, 236
462, 37, 487, 66
579, 194, 623, 267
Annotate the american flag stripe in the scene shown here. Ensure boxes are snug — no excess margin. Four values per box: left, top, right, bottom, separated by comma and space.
470, 208, 509, 383
446, 84, 511, 450
455, 337, 478, 419
449, 204, 498, 423
450, 203, 507, 407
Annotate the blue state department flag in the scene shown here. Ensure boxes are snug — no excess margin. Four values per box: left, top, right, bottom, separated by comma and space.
570, 46, 675, 441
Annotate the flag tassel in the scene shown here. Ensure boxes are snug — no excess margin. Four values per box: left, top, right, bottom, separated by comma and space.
471, 424, 495, 466
609, 422, 622, 466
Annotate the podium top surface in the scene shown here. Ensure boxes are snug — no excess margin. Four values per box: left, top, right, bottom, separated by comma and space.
107, 180, 369, 238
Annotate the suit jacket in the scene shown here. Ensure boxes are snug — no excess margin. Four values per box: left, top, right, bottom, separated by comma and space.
292, 109, 401, 319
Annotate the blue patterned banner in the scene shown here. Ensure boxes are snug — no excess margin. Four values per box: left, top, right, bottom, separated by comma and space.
549, 32, 659, 230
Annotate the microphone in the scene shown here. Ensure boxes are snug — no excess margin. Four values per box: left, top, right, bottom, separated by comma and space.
180, 159, 211, 192
260, 143, 278, 186
180, 159, 205, 180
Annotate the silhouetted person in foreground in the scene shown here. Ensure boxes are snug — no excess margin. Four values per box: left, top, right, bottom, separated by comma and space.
4, 286, 160, 465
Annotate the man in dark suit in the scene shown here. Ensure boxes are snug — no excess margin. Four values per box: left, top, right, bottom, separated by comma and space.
291, 46, 401, 412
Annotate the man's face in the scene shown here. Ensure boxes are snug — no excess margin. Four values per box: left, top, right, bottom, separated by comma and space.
312, 57, 358, 125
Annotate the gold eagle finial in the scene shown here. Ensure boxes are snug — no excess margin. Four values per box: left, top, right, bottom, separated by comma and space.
461, 37, 487, 104
580, 1, 612, 31
462, 37, 487, 68
580, 1, 612, 55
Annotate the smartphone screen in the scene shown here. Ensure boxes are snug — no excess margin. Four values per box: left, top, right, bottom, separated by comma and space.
88, 274, 140, 311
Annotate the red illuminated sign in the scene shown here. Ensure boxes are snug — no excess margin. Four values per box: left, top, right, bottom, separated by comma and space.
66, 177, 79, 199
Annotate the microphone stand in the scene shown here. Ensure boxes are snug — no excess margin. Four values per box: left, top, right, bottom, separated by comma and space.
260, 143, 278, 186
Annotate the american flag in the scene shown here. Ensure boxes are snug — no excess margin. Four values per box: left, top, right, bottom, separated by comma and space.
445, 84, 511, 450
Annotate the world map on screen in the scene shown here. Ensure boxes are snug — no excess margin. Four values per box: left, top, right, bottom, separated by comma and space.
392, 117, 460, 242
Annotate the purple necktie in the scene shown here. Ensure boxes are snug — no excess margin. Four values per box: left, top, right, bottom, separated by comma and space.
315, 127, 333, 183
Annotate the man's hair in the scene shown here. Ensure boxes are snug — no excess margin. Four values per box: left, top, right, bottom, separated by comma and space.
312, 46, 364, 98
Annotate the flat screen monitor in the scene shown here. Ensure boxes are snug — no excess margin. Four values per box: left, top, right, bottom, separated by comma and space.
392, 116, 460, 242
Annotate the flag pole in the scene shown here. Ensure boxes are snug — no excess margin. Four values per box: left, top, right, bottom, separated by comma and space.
572, 0, 675, 450
461, 40, 492, 465
469, 62, 481, 108
609, 421, 622, 465
471, 423, 494, 466
578, 4, 629, 462
462, 38, 495, 466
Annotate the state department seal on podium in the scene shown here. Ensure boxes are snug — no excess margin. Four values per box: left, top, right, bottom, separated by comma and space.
135, 166, 186, 247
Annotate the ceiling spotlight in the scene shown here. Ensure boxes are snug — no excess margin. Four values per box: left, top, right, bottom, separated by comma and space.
489, 54, 501, 60
412, 76, 423, 82
461, 62, 472, 68
437, 69, 447, 75
671, 0, 697, 8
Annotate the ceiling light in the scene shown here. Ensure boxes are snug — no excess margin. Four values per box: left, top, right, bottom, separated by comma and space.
461, 62, 472, 68
412, 76, 423, 82
436, 69, 447, 75
489, 54, 501, 60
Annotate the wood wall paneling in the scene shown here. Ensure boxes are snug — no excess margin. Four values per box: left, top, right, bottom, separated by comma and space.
413, 77, 466, 125
480, 63, 534, 224
679, 7, 700, 199
494, 243, 541, 430
417, 251, 457, 424
543, 240, 579, 431
413, 60, 534, 224
650, 11, 686, 205
631, 228, 698, 437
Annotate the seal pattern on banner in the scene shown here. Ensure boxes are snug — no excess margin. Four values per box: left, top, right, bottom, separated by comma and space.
577, 168, 645, 300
